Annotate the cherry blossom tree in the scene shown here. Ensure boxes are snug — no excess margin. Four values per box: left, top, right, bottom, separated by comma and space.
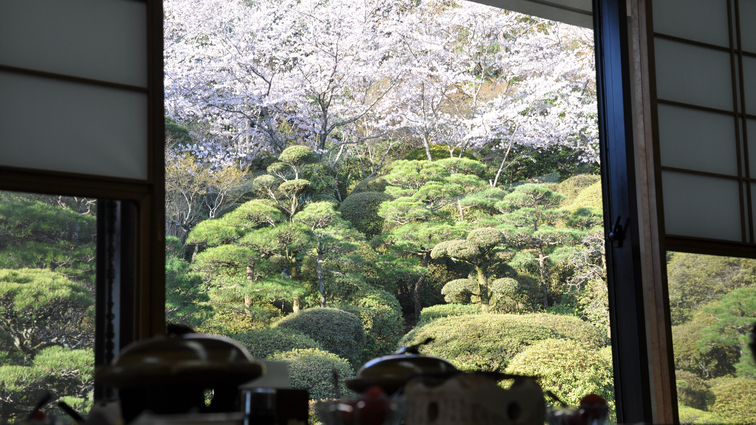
165, 0, 406, 164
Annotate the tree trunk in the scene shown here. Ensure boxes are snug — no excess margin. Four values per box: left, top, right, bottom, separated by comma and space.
538, 247, 549, 308
317, 243, 326, 308
293, 296, 300, 313
414, 253, 430, 321
476, 265, 489, 312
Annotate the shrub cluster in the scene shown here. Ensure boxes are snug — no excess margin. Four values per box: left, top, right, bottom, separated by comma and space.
338, 290, 405, 361
340, 192, 393, 239
270, 348, 354, 400
274, 308, 366, 368
505, 339, 614, 408
674, 370, 713, 410
401, 313, 609, 374
230, 327, 323, 360
708, 377, 756, 424
401, 314, 561, 373
418, 304, 482, 325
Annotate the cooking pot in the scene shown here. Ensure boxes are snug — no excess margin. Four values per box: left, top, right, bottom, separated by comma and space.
96, 333, 264, 422
345, 338, 458, 394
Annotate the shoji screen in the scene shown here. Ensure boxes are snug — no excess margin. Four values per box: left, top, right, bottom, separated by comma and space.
0, 0, 150, 180
652, 0, 756, 245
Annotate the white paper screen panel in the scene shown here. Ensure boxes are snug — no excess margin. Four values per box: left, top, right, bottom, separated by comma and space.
654, 38, 733, 112
741, 1, 756, 53
662, 171, 742, 241
743, 56, 756, 114
652, 0, 729, 48
0, 0, 147, 88
658, 104, 738, 176
0, 71, 148, 180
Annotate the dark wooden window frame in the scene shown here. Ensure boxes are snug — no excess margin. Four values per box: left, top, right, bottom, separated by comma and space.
0, 0, 165, 398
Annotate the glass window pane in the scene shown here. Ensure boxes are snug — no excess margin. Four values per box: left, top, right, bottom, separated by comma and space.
662, 171, 742, 241
655, 38, 734, 111
667, 251, 756, 424
0, 191, 97, 424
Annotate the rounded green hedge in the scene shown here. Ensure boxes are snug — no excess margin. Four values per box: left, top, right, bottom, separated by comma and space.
400, 313, 607, 373
350, 176, 388, 195
505, 339, 614, 409
338, 289, 405, 361
340, 191, 393, 239
270, 348, 354, 400
418, 304, 482, 325
274, 308, 366, 368
400, 314, 561, 373
229, 327, 323, 360
708, 377, 756, 424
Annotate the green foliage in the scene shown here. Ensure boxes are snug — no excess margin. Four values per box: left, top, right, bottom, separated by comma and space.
707, 377, 756, 424
229, 327, 323, 359
338, 289, 405, 359
165, 257, 211, 329
554, 174, 601, 204
698, 286, 756, 378
0, 192, 96, 284
186, 219, 243, 247
440, 278, 477, 304
401, 314, 562, 373
278, 145, 320, 166
274, 308, 366, 368
0, 346, 94, 424
197, 278, 294, 333
677, 404, 727, 425
0, 269, 94, 357
418, 304, 482, 325
349, 176, 388, 195
672, 311, 738, 379
403, 144, 477, 161
269, 348, 354, 400
667, 252, 756, 325
505, 339, 614, 409
566, 181, 603, 212
192, 245, 258, 281
674, 370, 714, 410
340, 192, 394, 238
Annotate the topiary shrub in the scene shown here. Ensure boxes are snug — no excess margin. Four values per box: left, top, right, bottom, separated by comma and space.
340, 192, 393, 239
675, 370, 714, 410
401, 313, 608, 374
677, 404, 727, 424
400, 314, 562, 373
505, 339, 614, 410
269, 348, 355, 400
555, 174, 601, 204
274, 308, 366, 368
229, 327, 323, 359
707, 377, 756, 424
350, 176, 388, 195
418, 304, 482, 325
338, 290, 405, 361
524, 314, 608, 350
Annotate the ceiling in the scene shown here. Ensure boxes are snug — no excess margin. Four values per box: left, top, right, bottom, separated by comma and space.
470, 0, 593, 28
